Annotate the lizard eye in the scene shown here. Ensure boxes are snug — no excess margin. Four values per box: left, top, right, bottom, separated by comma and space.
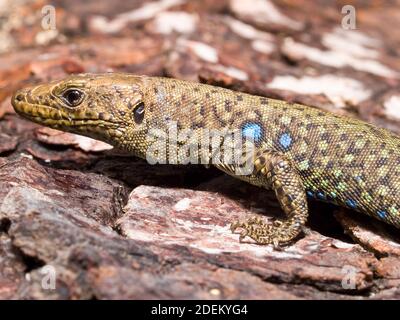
133, 102, 145, 124
62, 89, 84, 107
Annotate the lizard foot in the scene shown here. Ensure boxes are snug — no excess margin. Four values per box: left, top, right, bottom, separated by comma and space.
231, 150, 308, 247
230, 216, 302, 247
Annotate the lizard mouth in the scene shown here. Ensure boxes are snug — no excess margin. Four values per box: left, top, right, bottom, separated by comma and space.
12, 92, 126, 143
12, 91, 123, 129
16, 108, 122, 128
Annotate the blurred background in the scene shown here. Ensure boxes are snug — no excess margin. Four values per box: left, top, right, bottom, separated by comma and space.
2, 0, 400, 130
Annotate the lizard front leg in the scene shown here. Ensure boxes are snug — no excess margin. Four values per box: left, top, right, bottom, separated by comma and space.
231, 150, 308, 247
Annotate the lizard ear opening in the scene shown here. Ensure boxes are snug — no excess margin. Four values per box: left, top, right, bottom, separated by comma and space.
133, 102, 145, 124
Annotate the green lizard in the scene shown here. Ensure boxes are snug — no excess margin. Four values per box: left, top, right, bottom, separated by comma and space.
11, 73, 400, 246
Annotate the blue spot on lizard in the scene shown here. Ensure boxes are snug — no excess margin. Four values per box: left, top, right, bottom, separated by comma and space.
377, 210, 387, 220
316, 191, 326, 200
306, 191, 314, 198
346, 199, 357, 209
241, 122, 263, 143
279, 132, 292, 150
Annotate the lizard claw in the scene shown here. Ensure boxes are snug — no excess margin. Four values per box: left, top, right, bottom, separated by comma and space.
230, 220, 241, 233
239, 229, 248, 242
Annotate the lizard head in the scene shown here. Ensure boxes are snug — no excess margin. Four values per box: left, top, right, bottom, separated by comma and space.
12, 73, 151, 153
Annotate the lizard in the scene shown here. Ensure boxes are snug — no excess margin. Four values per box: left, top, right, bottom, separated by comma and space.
11, 73, 400, 247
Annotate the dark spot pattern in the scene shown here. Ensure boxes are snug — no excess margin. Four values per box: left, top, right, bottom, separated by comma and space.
224, 100, 232, 112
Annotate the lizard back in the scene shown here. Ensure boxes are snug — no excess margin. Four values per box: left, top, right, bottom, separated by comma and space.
144, 77, 400, 227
